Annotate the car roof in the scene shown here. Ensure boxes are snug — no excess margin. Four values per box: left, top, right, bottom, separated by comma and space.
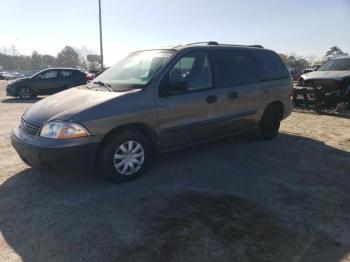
136, 41, 267, 53
176, 41, 264, 50
329, 56, 350, 60
44, 68, 82, 71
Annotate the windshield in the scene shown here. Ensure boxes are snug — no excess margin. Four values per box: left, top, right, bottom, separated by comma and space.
318, 57, 350, 71
30, 69, 46, 79
95, 50, 175, 90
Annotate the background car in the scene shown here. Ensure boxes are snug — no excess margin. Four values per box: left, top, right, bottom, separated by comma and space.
302, 65, 322, 74
6, 68, 91, 99
294, 56, 350, 112
289, 68, 303, 81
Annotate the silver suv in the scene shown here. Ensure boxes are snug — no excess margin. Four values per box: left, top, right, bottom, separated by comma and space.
11, 42, 293, 182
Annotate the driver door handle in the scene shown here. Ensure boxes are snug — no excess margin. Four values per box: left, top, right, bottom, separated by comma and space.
228, 91, 238, 100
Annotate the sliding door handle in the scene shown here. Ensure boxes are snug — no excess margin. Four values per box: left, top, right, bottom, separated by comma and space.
206, 95, 218, 104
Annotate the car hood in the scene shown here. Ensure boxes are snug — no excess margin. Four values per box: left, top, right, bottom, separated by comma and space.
8, 77, 29, 85
24, 87, 131, 125
302, 70, 350, 81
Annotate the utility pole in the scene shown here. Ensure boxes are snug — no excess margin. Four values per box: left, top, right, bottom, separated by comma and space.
98, 0, 104, 70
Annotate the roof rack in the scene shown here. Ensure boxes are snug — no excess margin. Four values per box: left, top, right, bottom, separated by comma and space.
185, 42, 264, 48
185, 41, 219, 46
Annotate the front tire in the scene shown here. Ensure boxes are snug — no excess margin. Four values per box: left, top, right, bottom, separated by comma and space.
98, 130, 152, 182
258, 104, 282, 140
17, 86, 34, 100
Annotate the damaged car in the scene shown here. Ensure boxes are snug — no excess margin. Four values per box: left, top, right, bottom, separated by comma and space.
293, 56, 350, 113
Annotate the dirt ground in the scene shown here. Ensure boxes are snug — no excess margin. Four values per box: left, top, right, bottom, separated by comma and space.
0, 80, 350, 262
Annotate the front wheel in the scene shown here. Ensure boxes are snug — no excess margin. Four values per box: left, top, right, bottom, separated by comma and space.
17, 86, 34, 100
98, 130, 152, 182
258, 104, 282, 140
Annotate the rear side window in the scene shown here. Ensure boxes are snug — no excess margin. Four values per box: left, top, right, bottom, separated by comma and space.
252, 50, 289, 81
211, 49, 260, 88
59, 70, 73, 78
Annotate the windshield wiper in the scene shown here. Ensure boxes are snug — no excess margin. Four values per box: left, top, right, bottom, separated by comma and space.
92, 81, 113, 91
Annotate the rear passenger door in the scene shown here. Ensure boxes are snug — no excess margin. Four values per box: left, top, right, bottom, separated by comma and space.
57, 70, 76, 90
69, 70, 87, 86
209, 48, 262, 135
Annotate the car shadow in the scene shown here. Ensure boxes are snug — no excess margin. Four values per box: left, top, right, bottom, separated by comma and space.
1, 97, 43, 104
294, 107, 350, 119
1, 133, 350, 261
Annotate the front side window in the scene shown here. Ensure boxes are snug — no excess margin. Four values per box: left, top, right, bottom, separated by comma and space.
96, 50, 174, 90
40, 70, 58, 79
168, 51, 212, 92
212, 49, 260, 88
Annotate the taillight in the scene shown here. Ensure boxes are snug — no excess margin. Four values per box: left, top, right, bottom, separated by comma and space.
85, 74, 94, 81
289, 84, 294, 101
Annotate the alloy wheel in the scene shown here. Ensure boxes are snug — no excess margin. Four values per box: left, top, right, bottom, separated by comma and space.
18, 87, 32, 100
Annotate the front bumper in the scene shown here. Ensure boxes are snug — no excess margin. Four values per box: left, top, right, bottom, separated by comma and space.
11, 127, 104, 170
6, 85, 16, 97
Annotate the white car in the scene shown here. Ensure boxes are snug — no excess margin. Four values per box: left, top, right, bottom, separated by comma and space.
4, 72, 25, 80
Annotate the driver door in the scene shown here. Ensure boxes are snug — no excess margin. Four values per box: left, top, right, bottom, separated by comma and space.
156, 51, 223, 150
32, 70, 60, 94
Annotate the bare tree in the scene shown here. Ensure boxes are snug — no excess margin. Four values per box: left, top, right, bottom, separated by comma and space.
326, 46, 348, 58
57, 46, 80, 68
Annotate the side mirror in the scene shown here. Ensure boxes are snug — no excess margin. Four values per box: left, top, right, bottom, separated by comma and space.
167, 81, 188, 95
159, 74, 188, 97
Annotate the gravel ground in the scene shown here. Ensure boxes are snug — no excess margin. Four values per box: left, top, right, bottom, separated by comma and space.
0, 80, 350, 262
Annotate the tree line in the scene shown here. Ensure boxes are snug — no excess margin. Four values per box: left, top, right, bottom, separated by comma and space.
0, 45, 348, 72
0, 45, 101, 71
279, 46, 348, 70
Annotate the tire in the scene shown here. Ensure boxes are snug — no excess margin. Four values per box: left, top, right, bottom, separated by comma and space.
98, 130, 152, 182
257, 104, 282, 140
17, 86, 34, 100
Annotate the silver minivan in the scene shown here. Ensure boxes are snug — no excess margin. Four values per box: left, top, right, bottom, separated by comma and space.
11, 42, 293, 182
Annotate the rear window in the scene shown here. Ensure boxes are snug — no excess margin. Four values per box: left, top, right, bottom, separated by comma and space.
252, 50, 290, 80
211, 49, 260, 88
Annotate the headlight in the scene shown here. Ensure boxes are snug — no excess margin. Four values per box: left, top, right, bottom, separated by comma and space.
40, 121, 90, 139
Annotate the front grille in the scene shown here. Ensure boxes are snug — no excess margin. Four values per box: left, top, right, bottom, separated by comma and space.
20, 118, 41, 136
305, 79, 341, 89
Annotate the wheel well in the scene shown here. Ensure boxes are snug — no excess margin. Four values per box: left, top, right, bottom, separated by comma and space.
266, 101, 284, 119
16, 85, 33, 96
95, 123, 158, 164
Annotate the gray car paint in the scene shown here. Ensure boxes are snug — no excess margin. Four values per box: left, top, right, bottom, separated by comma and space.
22, 45, 293, 152
301, 70, 350, 81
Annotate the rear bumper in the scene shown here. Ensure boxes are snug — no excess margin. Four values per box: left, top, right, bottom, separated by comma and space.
282, 100, 293, 119
11, 127, 104, 170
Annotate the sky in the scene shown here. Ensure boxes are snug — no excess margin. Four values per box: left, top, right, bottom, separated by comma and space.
0, 0, 349, 66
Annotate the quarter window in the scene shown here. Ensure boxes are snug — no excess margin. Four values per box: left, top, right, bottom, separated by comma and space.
59, 70, 73, 78
252, 50, 290, 80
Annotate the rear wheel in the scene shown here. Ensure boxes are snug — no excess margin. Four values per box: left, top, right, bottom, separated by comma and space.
258, 104, 282, 140
17, 86, 34, 100
98, 130, 152, 182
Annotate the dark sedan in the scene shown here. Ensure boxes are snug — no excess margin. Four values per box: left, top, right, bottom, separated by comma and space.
6, 68, 93, 99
